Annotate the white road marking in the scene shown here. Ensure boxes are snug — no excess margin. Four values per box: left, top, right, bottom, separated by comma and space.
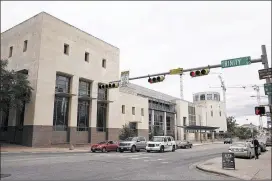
161, 162, 169, 164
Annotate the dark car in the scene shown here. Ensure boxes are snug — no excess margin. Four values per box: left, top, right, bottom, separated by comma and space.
176, 141, 193, 149
91, 141, 119, 153
224, 138, 232, 144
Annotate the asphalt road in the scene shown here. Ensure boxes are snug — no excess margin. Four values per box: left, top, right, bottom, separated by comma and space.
1, 144, 237, 180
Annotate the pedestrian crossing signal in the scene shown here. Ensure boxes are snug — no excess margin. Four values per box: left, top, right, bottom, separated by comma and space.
255, 106, 265, 115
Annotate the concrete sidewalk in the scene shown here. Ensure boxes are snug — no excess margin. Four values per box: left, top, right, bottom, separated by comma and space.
196, 147, 271, 180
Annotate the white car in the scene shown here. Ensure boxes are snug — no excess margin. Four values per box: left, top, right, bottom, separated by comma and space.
146, 136, 177, 153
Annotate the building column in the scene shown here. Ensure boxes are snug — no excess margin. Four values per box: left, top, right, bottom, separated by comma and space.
151, 110, 155, 128
174, 113, 177, 140
186, 130, 189, 141
211, 131, 215, 141
204, 132, 208, 141
163, 112, 167, 136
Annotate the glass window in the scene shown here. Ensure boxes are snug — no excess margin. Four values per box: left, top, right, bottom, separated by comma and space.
200, 94, 206, 100
207, 94, 212, 100
194, 95, 199, 102
53, 97, 69, 131
108, 141, 114, 144
122, 105, 125, 114
102, 59, 106, 68
211, 111, 213, 117
79, 80, 91, 97
166, 117, 171, 131
132, 107, 135, 115
55, 75, 70, 93
77, 100, 89, 131
96, 103, 107, 132
164, 138, 167, 142
214, 94, 220, 101
183, 117, 187, 126
141, 108, 144, 116
97, 83, 107, 100
167, 137, 171, 141
219, 111, 222, 117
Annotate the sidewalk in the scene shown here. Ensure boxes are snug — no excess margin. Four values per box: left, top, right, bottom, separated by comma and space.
193, 141, 223, 146
196, 147, 272, 180
0, 143, 91, 154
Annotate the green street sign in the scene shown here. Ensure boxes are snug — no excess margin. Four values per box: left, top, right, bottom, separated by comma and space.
221, 56, 251, 68
264, 83, 272, 95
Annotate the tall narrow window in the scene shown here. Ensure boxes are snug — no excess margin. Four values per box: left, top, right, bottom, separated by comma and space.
102, 59, 106, 68
219, 111, 222, 117
132, 107, 135, 115
23, 40, 28, 52
211, 111, 213, 117
77, 80, 91, 131
9, 46, 13, 57
166, 117, 171, 131
96, 83, 108, 132
85, 52, 89, 62
64, 44, 69, 55
53, 75, 71, 131
122, 105, 125, 114
141, 108, 144, 116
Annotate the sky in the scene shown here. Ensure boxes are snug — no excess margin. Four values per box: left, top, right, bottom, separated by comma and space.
1, 1, 271, 127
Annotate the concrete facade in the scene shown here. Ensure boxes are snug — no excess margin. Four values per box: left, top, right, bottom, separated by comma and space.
1, 12, 227, 147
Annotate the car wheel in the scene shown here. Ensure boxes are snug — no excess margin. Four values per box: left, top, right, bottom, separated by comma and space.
136, 150, 140, 152
91, 150, 95, 153
102, 147, 107, 153
190, 145, 192, 148
172, 145, 175, 152
147, 150, 150, 153
131, 145, 136, 153
160, 146, 164, 153
119, 150, 124, 153
248, 152, 251, 159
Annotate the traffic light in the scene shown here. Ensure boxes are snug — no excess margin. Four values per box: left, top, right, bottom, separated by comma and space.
255, 106, 266, 115
98, 83, 119, 89
190, 69, 210, 77
148, 76, 165, 84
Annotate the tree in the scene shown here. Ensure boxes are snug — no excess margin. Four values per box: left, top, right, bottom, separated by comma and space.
0, 59, 33, 124
119, 124, 136, 140
226, 116, 239, 135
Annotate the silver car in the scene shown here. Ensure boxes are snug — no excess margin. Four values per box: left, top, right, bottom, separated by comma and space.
229, 142, 255, 159
118, 136, 147, 153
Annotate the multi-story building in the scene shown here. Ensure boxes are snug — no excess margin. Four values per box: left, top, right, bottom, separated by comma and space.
0, 12, 227, 147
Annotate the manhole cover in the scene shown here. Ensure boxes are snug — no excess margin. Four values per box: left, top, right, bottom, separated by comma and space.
1, 174, 11, 178
203, 162, 214, 165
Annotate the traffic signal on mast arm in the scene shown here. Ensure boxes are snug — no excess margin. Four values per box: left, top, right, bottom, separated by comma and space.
190, 69, 210, 77
98, 83, 119, 89
255, 106, 266, 115
148, 76, 165, 84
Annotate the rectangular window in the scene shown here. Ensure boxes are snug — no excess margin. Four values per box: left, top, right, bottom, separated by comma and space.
9, 46, 13, 57
64, 44, 69, 55
211, 111, 213, 117
85, 52, 89, 62
219, 111, 221, 117
200, 94, 206, 100
122, 105, 125, 114
183, 117, 187, 126
102, 59, 106, 68
78, 80, 91, 97
132, 107, 135, 115
97, 83, 107, 100
53, 97, 69, 131
166, 117, 171, 131
96, 103, 107, 132
23, 40, 28, 52
141, 108, 144, 116
207, 94, 212, 100
55, 75, 70, 93
77, 100, 89, 131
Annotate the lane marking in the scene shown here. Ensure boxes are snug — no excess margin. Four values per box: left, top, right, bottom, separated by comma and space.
161, 162, 169, 164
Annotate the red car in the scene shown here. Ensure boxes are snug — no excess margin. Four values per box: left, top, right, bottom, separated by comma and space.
91, 141, 119, 152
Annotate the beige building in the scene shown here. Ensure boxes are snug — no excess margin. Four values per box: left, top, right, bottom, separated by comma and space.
0, 12, 227, 147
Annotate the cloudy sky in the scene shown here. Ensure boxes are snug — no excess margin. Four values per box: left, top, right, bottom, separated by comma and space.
1, 1, 271, 127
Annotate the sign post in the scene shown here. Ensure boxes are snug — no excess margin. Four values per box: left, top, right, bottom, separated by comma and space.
120, 71, 130, 87
264, 83, 272, 96
258, 68, 272, 80
222, 152, 235, 170
221, 56, 251, 69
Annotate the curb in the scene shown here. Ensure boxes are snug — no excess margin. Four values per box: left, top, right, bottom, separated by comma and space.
196, 163, 252, 180
1, 150, 91, 155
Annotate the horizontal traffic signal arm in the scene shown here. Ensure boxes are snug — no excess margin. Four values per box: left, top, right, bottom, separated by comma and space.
148, 76, 165, 84
98, 83, 119, 89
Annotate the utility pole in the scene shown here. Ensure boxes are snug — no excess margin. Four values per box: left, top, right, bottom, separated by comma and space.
180, 74, 184, 99
218, 75, 227, 118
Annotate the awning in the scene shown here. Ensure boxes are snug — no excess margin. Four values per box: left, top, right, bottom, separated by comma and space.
177, 125, 219, 130
55, 92, 76, 97
78, 96, 96, 101
97, 100, 114, 103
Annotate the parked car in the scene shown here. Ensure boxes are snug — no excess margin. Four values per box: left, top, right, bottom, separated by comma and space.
224, 138, 232, 144
259, 141, 267, 152
91, 140, 119, 153
228, 142, 255, 159
176, 140, 193, 149
118, 136, 147, 153
146, 136, 176, 153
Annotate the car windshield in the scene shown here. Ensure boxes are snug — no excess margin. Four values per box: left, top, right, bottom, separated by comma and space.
151, 137, 164, 142
98, 141, 106, 144
125, 137, 137, 141
232, 143, 246, 147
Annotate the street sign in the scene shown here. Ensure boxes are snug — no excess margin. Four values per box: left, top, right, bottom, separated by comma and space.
120, 71, 130, 87
221, 56, 251, 69
222, 152, 235, 169
264, 83, 272, 95
258, 68, 272, 80
170, 68, 183, 75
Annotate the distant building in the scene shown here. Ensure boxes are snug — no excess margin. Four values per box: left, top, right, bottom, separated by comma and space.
0, 12, 227, 147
